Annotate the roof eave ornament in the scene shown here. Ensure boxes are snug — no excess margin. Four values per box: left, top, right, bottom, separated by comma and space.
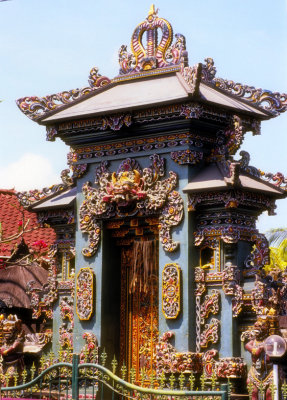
118, 5, 188, 75
16, 67, 111, 121
199, 59, 287, 117
15, 7, 287, 122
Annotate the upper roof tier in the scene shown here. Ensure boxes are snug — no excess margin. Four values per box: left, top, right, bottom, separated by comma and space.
17, 6, 287, 124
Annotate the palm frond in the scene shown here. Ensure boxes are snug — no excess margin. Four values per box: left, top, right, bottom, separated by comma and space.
265, 228, 287, 247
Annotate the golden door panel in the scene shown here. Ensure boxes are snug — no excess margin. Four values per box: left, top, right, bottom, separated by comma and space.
120, 241, 158, 383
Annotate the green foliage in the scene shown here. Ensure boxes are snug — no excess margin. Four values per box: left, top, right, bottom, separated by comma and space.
263, 229, 287, 272
264, 239, 287, 272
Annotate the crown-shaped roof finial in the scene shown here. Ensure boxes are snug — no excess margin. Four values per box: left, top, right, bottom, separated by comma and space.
118, 6, 188, 75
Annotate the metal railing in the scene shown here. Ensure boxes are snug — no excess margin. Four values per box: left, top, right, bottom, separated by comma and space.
0, 353, 228, 400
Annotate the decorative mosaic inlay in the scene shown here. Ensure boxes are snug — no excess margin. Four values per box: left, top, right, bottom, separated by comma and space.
80, 332, 98, 363
60, 296, 74, 324
52, 113, 132, 140
162, 263, 181, 319
76, 267, 94, 321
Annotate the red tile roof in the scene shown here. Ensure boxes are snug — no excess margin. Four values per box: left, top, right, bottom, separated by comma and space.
0, 189, 56, 257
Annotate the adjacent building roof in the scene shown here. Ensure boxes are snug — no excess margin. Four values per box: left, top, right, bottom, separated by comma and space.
0, 264, 48, 308
31, 186, 76, 210
0, 189, 56, 257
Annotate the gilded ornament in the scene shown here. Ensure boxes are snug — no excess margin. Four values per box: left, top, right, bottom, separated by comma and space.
162, 263, 181, 319
242, 315, 275, 400
155, 331, 202, 374
80, 155, 183, 257
118, 7, 188, 75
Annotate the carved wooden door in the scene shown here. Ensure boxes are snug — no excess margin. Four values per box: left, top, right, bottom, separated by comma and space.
120, 243, 158, 383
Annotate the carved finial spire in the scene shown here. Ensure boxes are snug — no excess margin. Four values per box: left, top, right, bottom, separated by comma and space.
148, 4, 155, 16
118, 7, 188, 75
147, 4, 158, 20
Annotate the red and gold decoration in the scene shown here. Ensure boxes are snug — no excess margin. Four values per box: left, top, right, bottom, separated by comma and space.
155, 331, 202, 374
162, 263, 181, 319
80, 155, 183, 257
120, 244, 158, 382
59, 296, 74, 349
202, 350, 246, 379
118, 5, 188, 75
80, 332, 98, 363
76, 267, 94, 321
200, 318, 220, 348
200, 289, 220, 322
241, 311, 277, 400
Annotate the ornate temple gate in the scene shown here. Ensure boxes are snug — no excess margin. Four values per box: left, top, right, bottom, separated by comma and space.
108, 219, 159, 383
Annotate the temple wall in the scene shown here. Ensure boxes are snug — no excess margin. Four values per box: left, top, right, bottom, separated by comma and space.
72, 134, 204, 355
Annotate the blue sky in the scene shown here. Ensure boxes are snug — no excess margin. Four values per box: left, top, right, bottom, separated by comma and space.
0, 0, 287, 232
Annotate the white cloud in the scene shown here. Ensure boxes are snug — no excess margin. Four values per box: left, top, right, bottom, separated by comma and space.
0, 153, 61, 191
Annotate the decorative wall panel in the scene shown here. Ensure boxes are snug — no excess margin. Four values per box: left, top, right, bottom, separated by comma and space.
162, 263, 181, 319
76, 267, 94, 321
